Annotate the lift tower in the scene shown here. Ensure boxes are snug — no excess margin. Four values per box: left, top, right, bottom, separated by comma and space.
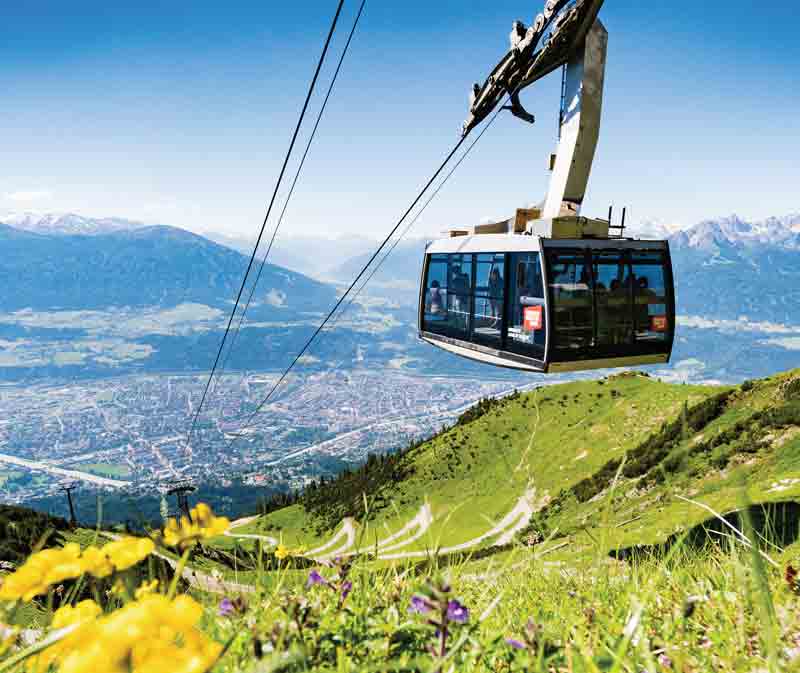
60, 483, 78, 527
166, 480, 196, 519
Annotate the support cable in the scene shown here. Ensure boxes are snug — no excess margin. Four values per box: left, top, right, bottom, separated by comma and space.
214, 0, 367, 387
323, 101, 506, 336
238, 103, 507, 468
185, 0, 346, 448
224, 136, 470, 448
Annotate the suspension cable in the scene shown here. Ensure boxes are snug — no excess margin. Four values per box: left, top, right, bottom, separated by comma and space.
323, 101, 507, 336
185, 0, 346, 448
234, 103, 507, 466
213, 0, 367, 389
224, 135, 470, 449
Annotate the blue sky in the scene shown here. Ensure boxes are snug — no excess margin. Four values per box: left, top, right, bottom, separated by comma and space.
2, 1, 798, 238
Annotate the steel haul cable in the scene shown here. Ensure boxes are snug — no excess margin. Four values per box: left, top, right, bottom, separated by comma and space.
323, 100, 507, 337
225, 98, 511, 450
213, 0, 367, 390
224, 135, 472, 449
226, 103, 507, 463
218, 105, 506, 465
185, 0, 346, 449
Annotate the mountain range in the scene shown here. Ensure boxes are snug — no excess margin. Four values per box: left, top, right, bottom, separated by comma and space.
0, 221, 335, 313
323, 212, 800, 326
670, 213, 800, 251
2, 210, 799, 384
0, 212, 143, 237
201, 231, 379, 279
668, 214, 800, 325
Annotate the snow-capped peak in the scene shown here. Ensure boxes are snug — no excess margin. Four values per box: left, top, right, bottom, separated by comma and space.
628, 218, 688, 238
0, 211, 146, 236
670, 213, 800, 252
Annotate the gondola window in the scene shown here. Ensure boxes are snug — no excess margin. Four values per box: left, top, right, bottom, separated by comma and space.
631, 252, 670, 344
593, 250, 634, 348
473, 253, 505, 348
508, 252, 546, 359
547, 250, 593, 354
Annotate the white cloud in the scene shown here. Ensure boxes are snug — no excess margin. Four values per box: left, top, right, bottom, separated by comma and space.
678, 315, 800, 335
759, 337, 800, 351
3, 190, 52, 203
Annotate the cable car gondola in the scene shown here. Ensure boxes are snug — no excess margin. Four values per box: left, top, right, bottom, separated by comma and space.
418, 3, 675, 373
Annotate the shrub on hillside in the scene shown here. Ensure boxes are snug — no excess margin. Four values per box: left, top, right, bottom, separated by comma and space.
0, 505, 70, 565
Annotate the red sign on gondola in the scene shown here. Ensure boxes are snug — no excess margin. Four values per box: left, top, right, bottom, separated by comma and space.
651, 315, 668, 332
524, 306, 543, 331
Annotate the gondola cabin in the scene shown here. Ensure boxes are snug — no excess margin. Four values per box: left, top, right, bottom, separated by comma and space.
422, 7, 677, 373
418, 212, 675, 373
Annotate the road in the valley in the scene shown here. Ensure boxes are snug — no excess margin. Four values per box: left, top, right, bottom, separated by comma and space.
0, 453, 129, 488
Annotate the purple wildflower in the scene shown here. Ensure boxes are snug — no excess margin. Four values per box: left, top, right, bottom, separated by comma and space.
218, 597, 235, 617
307, 569, 328, 588
447, 599, 469, 624
340, 580, 352, 600
409, 595, 433, 615
506, 638, 526, 650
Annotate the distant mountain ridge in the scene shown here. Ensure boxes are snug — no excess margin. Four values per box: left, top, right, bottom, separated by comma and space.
4, 210, 799, 325
667, 215, 800, 326
670, 213, 800, 253
0, 211, 145, 236
326, 238, 427, 286
0, 222, 336, 313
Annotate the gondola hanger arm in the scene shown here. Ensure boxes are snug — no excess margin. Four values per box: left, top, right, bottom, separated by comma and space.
462, 0, 605, 138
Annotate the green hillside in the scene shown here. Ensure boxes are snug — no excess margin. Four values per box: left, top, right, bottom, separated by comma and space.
227, 369, 800, 565
6, 371, 800, 672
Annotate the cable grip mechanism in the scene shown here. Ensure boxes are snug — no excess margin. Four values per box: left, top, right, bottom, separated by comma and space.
502, 91, 536, 125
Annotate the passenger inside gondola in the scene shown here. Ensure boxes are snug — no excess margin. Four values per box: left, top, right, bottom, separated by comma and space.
470, 253, 504, 347
428, 280, 443, 314
446, 257, 472, 334
488, 268, 503, 326
548, 251, 593, 351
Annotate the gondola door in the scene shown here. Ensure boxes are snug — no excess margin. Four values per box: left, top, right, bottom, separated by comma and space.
592, 249, 634, 352
472, 253, 505, 350
545, 248, 594, 360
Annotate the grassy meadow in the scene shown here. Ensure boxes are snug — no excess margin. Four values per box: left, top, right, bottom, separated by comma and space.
3, 369, 800, 671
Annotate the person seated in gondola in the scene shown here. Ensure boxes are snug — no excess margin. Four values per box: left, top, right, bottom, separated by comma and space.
450, 265, 469, 312
488, 267, 503, 327
427, 280, 444, 315
597, 277, 626, 345
635, 276, 656, 333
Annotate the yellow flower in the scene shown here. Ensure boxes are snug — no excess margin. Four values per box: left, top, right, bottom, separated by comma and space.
0, 543, 83, 602
274, 543, 290, 560
80, 546, 114, 579
102, 537, 155, 571
160, 503, 230, 550
32, 594, 221, 673
51, 599, 102, 629
27, 599, 102, 672
80, 537, 153, 580
58, 595, 222, 673
0, 535, 158, 604
134, 579, 159, 600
